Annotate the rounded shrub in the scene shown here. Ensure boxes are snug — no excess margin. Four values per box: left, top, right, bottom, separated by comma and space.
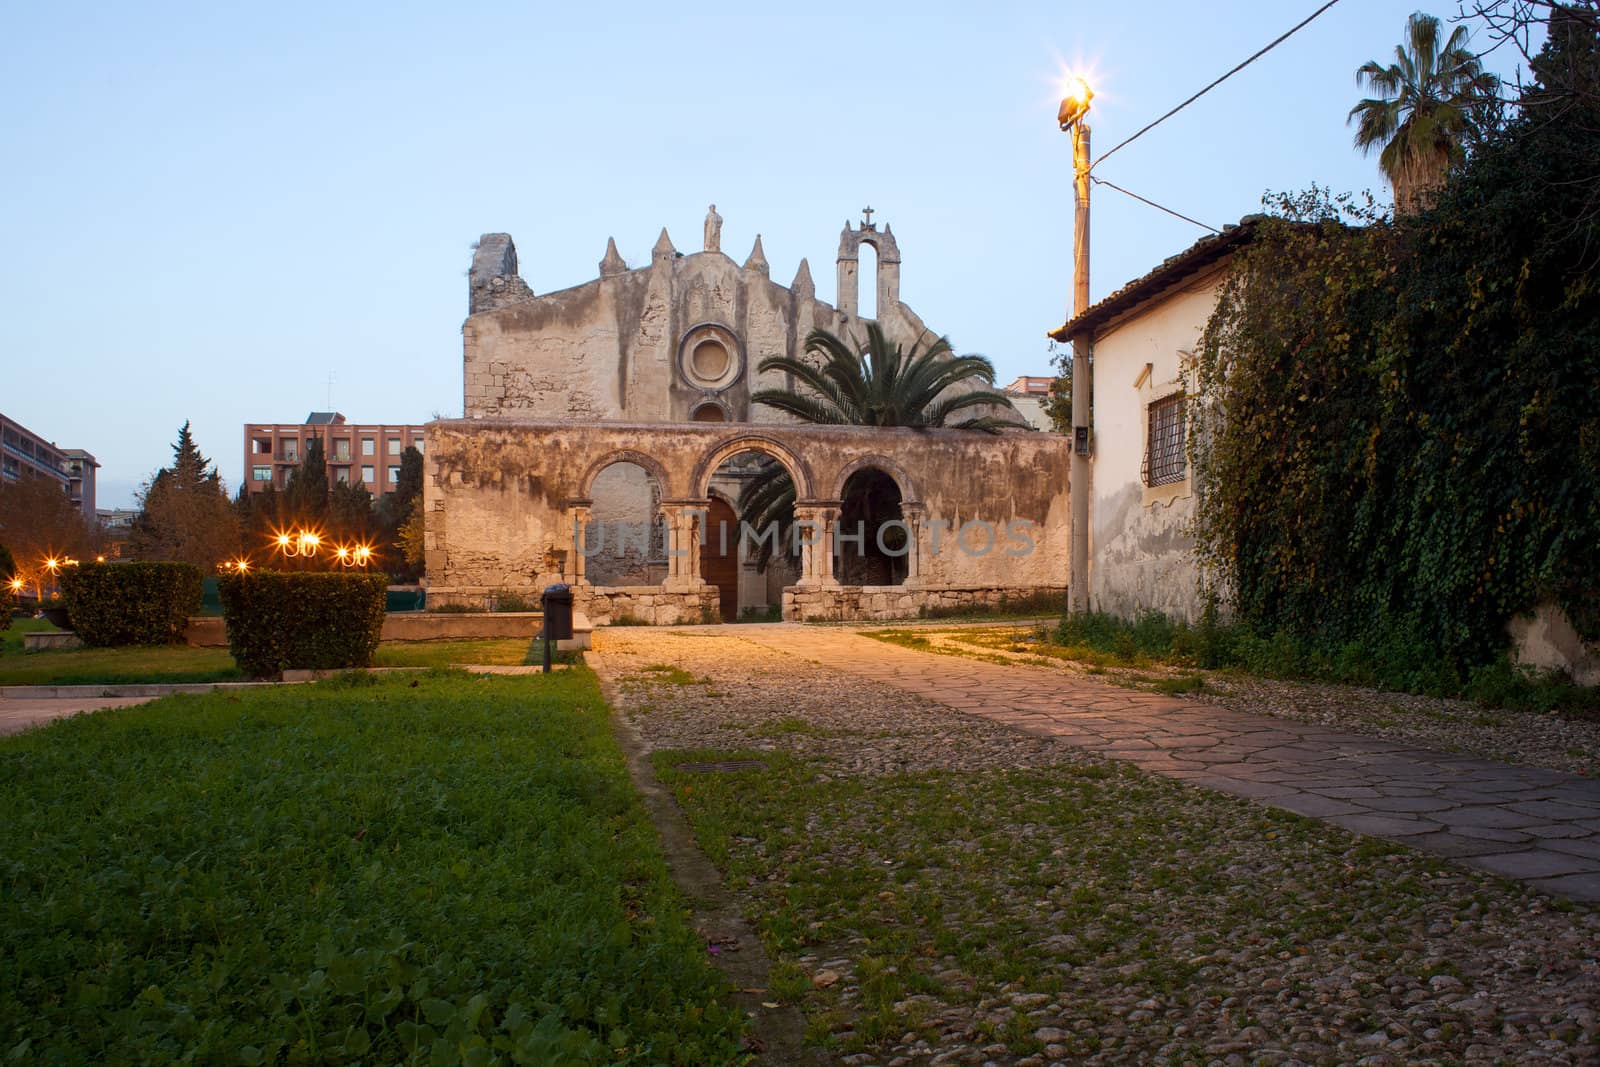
217, 571, 387, 678
58, 561, 203, 646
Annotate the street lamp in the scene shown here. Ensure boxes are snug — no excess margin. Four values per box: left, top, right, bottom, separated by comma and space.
41, 556, 62, 601
1058, 74, 1094, 615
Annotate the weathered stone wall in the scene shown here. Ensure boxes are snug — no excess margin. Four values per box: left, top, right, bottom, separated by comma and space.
576, 586, 722, 627
1509, 602, 1600, 687
784, 584, 1070, 623
585, 462, 663, 586
461, 228, 936, 425
1088, 270, 1223, 623
423, 420, 1072, 619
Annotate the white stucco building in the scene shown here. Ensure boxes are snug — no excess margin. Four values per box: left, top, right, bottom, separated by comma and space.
1050, 219, 1262, 622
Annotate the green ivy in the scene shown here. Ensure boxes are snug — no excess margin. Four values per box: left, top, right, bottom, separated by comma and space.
218, 571, 387, 678
58, 562, 203, 646
1192, 57, 1600, 676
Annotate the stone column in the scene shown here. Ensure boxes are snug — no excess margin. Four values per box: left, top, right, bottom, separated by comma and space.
660, 504, 684, 582
566, 502, 592, 585
818, 505, 840, 585
792, 504, 823, 586
684, 504, 706, 583
900, 502, 925, 586
660, 503, 705, 592
793, 502, 841, 587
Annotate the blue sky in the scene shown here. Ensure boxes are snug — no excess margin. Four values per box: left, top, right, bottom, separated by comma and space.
1, 0, 1532, 508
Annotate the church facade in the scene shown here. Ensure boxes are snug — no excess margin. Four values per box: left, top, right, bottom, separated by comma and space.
425, 209, 1073, 623
462, 207, 930, 424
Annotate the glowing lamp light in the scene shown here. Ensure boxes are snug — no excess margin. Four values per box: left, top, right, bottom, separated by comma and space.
96, 555, 105, 563
332, 543, 373, 568
43, 557, 61, 573
8, 577, 23, 592
270, 527, 368, 568
272, 528, 327, 559
1058, 75, 1094, 130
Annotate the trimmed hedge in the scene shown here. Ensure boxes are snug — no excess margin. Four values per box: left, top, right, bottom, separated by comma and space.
59, 562, 203, 646
217, 571, 387, 678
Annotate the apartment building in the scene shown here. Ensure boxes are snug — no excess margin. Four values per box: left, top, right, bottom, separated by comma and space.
64, 449, 99, 518
243, 412, 426, 496
96, 507, 139, 559
1002, 375, 1057, 432
1, 412, 96, 520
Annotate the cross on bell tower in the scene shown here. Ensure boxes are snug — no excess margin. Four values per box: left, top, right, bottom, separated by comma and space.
861, 205, 875, 229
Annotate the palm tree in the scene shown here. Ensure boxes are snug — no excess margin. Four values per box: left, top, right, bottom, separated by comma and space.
737, 324, 1024, 569
1348, 11, 1498, 214
752, 323, 1022, 433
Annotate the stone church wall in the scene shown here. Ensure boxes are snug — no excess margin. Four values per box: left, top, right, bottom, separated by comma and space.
422, 420, 1072, 622
438, 211, 1042, 623
461, 216, 939, 426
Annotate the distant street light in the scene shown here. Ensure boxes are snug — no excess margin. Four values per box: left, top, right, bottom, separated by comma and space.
1058, 74, 1094, 615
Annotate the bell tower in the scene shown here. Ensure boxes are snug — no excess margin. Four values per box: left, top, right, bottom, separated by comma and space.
835, 207, 901, 321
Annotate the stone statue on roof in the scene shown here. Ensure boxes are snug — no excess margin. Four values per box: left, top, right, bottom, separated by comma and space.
704, 204, 722, 253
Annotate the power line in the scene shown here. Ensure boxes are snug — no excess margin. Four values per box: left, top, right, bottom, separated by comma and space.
1090, 0, 1344, 173
1089, 175, 1221, 233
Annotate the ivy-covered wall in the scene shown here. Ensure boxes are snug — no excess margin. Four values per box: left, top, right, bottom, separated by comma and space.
1191, 30, 1600, 676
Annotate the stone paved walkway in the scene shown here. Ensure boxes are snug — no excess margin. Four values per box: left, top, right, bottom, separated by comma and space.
728, 624, 1600, 902
0, 695, 155, 736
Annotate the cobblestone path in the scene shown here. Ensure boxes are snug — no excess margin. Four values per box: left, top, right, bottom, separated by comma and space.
730, 624, 1600, 902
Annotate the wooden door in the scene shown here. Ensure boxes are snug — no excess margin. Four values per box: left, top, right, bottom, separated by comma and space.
700, 498, 740, 622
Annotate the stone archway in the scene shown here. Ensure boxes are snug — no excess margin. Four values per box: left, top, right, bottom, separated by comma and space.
832, 454, 918, 503
692, 432, 814, 500
578, 449, 676, 500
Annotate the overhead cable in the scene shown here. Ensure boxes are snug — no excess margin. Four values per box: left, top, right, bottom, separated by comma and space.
1090, 0, 1345, 172
1089, 175, 1221, 233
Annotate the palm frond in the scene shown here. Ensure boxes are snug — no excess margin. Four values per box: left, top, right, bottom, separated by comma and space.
749, 389, 849, 425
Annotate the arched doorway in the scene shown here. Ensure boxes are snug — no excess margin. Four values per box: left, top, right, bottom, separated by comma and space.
693, 438, 811, 621
837, 466, 907, 585
698, 496, 740, 621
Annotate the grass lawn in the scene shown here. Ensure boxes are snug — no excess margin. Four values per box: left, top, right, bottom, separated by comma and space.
0, 668, 744, 1063
0, 622, 535, 685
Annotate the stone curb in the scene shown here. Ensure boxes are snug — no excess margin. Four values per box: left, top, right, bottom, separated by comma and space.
0, 682, 291, 699
1, 664, 567, 698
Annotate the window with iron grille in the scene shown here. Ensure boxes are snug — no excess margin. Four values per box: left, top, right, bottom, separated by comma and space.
1142, 393, 1186, 488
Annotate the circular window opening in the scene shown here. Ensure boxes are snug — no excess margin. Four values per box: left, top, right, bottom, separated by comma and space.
691, 402, 727, 423
677, 322, 744, 392
691, 340, 730, 381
